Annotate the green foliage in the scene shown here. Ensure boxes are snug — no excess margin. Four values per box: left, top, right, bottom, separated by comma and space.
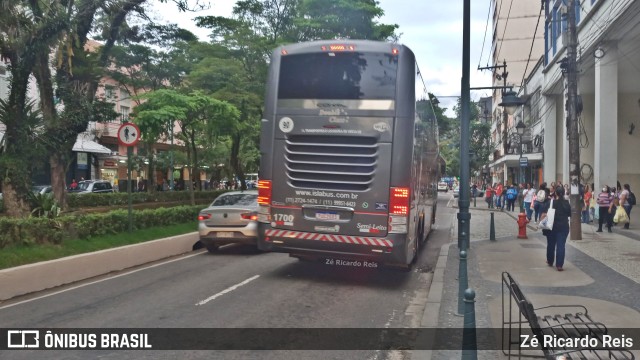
0, 205, 202, 249
28, 193, 61, 219
65, 190, 226, 208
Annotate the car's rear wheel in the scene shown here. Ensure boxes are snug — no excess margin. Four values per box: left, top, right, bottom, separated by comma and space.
205, 244, 219, 253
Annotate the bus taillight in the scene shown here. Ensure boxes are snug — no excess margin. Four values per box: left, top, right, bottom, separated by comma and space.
389, 187, 409, 234
257, 180, 272, 223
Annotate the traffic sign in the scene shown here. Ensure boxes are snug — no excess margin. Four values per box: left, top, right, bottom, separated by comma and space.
519, 157, 528, 167
117, 122, 141, 147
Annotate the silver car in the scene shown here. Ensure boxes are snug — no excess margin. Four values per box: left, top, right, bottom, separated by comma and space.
198, 190, 259, 252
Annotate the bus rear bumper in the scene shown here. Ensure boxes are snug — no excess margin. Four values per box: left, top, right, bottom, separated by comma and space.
257, 224, 410, 266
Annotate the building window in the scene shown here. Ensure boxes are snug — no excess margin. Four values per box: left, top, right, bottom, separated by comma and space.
120, 88, 128, 101
105, 85, 116, 100
120, 105, 130, 123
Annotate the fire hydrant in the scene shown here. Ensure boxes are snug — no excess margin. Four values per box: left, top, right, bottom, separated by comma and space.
517, 212, 529, 239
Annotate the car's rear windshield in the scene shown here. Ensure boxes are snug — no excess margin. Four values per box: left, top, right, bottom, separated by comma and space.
212, 194, 257, 206
278, 52, 397, 100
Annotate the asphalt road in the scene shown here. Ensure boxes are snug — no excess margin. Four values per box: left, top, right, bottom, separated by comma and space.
0, 194, 456, 360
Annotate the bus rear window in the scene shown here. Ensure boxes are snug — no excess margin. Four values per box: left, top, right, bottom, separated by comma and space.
278, 52, 397, 100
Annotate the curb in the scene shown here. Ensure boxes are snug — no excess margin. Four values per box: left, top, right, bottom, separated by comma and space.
0, 232, 199, 301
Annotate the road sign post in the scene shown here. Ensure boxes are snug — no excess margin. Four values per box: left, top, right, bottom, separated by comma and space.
118, 122, 141, 233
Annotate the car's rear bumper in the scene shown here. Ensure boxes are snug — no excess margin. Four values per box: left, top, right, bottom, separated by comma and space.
199, 233, 257, 247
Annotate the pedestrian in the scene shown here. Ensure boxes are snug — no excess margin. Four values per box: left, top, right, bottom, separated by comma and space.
582, 184, 592, 223
596, 185, 614, 232
564, 183, 570, 200
539, 185, 572, 271
615, 184, 633, 229
506, 184, 518, 211
621, 184, 635, 229
517, 183, 525, 212
523, 183, 536, 220
485, 184, 494, 208
533, 182, 548, 222
495, 183, 504, 210
69, 179, 78, 190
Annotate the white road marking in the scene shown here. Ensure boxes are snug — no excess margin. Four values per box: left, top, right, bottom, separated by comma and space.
195, 275, 260, 306
0, 252, 206, 311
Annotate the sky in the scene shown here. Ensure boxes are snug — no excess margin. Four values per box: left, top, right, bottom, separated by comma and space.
150, 0, 494, 116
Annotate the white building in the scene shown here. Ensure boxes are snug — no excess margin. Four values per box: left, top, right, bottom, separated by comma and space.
486, 0, 545, 185
536, 0, 640, 193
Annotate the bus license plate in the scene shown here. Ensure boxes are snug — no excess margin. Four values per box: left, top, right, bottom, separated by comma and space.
316, 212, 339, 221
217, 232, 233, 238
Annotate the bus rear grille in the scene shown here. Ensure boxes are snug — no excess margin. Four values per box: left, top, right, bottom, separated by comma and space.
285, 135, 377, 191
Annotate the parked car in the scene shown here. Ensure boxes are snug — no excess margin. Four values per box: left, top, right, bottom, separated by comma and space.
198, 190, 259, 252
453, 186, 460, 198
32, 185, 53, 196
437, 182, 449, 192
73, 180, 114, 194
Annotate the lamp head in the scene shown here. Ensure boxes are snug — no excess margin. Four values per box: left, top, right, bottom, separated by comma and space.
516, 120, 526, 135
499, 90, 525, 116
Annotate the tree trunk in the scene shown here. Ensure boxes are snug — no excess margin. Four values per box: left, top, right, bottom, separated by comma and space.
49, 154, 68, 209
189, 130, 201, 191
230, 132, 246, 190
185, 141, 195, 206
1, 54, 36, 217
146, 142, 155, 193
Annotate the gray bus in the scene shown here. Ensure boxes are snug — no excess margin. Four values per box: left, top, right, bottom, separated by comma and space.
257, 40, 440, 270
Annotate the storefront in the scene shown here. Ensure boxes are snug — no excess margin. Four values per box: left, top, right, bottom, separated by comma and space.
100, 159, 119, 187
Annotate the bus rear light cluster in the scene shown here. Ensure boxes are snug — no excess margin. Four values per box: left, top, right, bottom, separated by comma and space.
257, 180, 272, 223
389, 187, 409, 234
389, 187, 409, 215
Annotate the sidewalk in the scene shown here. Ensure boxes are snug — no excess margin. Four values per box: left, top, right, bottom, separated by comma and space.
422, 200, 640, 359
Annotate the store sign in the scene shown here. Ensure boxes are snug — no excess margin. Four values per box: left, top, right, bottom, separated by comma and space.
77, 153, 88, 170
103, 160, 117, 167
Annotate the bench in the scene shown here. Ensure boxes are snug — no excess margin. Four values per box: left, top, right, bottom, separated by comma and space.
501, 271, 634, 359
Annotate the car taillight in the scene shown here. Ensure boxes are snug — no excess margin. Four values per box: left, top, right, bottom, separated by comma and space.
198, 214, 211, 221
241, 212, 258, 221
389, 187, 409, 215
258, 180, 272, 205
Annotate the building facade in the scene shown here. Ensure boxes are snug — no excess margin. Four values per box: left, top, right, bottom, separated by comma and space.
486, 0, 545, 186
537, 0, 640, 194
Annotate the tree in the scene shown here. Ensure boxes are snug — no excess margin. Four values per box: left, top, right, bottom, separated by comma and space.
133, 90, 239, 203
0, 0, 70, 216
106, 25, 198, 191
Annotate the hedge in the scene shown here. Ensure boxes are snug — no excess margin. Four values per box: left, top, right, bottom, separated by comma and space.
65, 190, 228, 208
0, 205, 202, 249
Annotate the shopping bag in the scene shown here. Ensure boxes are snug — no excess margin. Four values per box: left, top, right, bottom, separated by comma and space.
589, 198, 596, 209
539, 199, 555, 230
613, 206, 629, 224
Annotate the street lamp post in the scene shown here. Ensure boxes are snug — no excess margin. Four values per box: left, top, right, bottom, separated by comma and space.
515, 120, 526, 184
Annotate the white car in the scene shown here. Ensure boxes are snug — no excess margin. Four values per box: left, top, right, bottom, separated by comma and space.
198, 191, 259, 252
437, 182, 449, 192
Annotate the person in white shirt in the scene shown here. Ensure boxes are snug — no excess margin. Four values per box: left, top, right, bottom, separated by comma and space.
523, 183, 536, 220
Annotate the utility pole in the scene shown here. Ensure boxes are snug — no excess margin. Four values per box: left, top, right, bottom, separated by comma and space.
458, 0, 471, 251
566, 0, 582, 240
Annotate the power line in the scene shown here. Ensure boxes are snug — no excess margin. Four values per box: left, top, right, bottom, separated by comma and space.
496, 0, 514, 63
519, 4, 544, 91
478, 0, 493, 68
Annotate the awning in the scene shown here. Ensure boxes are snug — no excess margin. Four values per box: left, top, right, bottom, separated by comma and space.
73, 137, 112, 154
489, 152, 543, 168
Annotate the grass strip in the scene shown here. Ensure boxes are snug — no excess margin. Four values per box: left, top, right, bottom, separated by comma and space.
0, 221, 197, 270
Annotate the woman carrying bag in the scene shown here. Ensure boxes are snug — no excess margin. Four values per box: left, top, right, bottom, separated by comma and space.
539, 186, 572, 271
